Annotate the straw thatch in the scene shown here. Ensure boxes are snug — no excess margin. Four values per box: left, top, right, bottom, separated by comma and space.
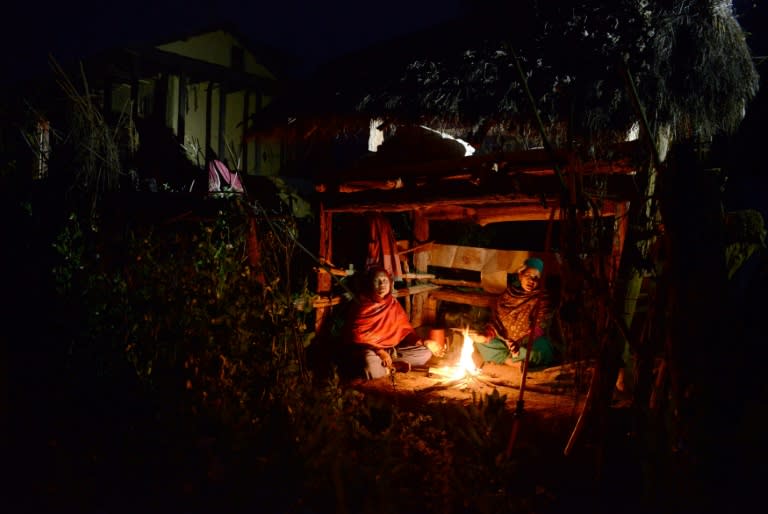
250, 0, 758, 154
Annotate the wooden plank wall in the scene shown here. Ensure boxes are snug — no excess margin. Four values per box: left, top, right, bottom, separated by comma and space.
428, 244, 535, 293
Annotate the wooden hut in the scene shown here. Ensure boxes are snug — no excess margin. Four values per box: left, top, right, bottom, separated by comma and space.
309, 136, 640, 334
246, 0, 759, 341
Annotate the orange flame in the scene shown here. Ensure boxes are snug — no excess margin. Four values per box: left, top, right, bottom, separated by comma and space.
453, 327, 480, 378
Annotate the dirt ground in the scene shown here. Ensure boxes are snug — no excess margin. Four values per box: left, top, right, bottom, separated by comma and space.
351, 354, 592, 424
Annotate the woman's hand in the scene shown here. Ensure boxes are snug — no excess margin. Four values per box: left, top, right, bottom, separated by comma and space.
424, 339, 445, 357
377, 349, 393, 368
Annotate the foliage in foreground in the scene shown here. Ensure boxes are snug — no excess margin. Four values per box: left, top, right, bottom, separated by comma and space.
50, 199, 561, 513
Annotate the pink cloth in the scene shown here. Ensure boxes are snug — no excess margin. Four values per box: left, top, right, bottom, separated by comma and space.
208, 160, 244, 193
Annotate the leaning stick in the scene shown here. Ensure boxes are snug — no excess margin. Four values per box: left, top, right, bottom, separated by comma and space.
563, 364, 597, 456
503, 297, 543, 459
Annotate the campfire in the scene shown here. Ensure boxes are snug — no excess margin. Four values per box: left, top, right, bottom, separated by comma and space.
428, 328, 482, 381
417, 328, 530, 396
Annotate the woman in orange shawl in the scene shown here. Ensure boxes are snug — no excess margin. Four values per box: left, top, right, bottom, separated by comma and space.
344, 267, 435, 379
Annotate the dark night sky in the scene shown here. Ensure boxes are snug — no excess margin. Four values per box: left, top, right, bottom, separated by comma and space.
6, 0, 462, 80
5, 1, 762, 80
4, 1, 765, 214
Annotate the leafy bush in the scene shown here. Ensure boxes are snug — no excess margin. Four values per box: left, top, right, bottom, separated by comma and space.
50, 198, 555, 513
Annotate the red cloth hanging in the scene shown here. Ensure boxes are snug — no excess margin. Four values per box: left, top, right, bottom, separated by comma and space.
365, 213, 403, 281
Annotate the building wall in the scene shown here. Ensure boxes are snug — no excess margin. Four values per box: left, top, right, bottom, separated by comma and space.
158, 31, 282, 175
180, 81, 207, 166
158, 81, 281, 175
102, 30, 284, 177
156, 30, 275, 79
110, 80, 155, 118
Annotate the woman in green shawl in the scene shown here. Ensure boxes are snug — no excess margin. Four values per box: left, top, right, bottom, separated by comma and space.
473, 257, 555, 368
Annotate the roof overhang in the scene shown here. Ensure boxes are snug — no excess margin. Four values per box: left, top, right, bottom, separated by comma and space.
318, 141, 641, 221
85, 47, 281, 94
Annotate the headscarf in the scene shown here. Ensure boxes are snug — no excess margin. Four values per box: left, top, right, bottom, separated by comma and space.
523, 257, 544, 274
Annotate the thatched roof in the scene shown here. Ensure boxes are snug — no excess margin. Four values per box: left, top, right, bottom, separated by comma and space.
248, 0, 758, 155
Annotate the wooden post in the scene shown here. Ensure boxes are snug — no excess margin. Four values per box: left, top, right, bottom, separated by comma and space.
218, 86, 227, 160
177, 72, 187, 142
610, 200, 633, 390
411, 209, 430, 326
241, 89, 249, 172
316, 205, 333, 332
205, 82, 213, 156
609, 201, 630, 289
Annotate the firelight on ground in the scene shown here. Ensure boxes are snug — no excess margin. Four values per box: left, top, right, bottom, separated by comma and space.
426, 327, 481, 381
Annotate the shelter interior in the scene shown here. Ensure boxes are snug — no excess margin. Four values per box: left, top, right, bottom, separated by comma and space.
311, 139, 640, 346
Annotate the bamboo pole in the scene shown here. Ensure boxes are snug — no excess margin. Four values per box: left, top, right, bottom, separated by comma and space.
503, 297, 544, 459
500, 43, 567, 456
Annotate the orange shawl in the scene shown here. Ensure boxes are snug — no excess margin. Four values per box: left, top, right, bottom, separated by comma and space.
345, 294, 414, 349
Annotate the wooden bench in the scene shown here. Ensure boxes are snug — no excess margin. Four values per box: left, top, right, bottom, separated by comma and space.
412, 244, 554, 325
428, 288, 496, 309
309, 243, 555, 328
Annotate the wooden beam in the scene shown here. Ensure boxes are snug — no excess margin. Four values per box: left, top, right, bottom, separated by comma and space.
398, 240, 434, 255
429, 289, 497, 309
336, 179, 404, 193
431, 278, 483, 288
323, 141, 641, 183
321, 173, 638, 213
393, 283, 441, 297
315, 265, 356, 277
422, 205, 476, 221
474, 200, 620, 224
401, 272, 436, 279
312, 296, 344, 308
332, 148, 561, 182
325, 198, 623, 223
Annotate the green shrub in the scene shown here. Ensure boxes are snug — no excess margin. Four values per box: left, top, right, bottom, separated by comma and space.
51, 198, 550, 513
